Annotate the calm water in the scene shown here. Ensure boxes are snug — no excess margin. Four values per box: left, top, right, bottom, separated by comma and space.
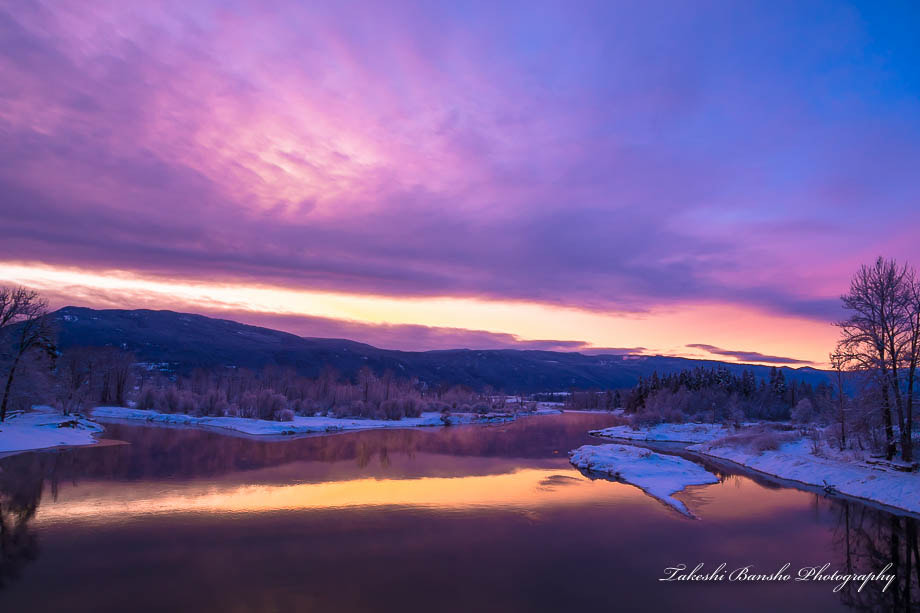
1, 413, 917, 612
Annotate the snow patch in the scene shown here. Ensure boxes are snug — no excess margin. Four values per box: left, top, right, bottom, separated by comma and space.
569, 443, 719, 517
591, 422, 732, 443
0, 406, 104, 455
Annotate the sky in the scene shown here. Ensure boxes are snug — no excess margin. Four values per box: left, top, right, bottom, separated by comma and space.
1, 1, 919, 366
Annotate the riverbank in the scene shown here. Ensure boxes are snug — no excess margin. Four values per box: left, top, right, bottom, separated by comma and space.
588, 422, 920, 515
0, 406, 104, 456
590, 422, 732, 443
90, 405, 561, 437
691, 436, 919, 515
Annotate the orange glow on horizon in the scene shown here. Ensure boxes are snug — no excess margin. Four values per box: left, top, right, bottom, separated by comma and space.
0, 261, 836, 366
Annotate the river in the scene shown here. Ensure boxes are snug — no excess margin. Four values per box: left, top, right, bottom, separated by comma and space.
0, 413, 917, 612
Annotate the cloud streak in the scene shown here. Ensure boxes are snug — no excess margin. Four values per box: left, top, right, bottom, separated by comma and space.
686, 344, 814, 366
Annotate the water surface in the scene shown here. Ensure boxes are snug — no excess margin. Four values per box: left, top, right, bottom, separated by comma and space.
1, 413, 917, 612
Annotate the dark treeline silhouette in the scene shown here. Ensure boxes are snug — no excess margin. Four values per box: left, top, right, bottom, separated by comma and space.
566, 365, 832, 421
623, 365, 829, 422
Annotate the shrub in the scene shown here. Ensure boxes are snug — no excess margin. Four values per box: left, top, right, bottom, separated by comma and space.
136, 386, 159, 411
425, 401, 449, 413
238, 391, 257, 418
151, 387, 176, 412
335, 400, 364, 418
472, 402, 490, 414
381, 399, 401, 420
791, 398, 815, 424
633, 403, 684, 427
177, 391, 198, 414
712, 427, 797, 453
200, 390, 228, 417
402, 397, 421, 418
255, 390, 286, 420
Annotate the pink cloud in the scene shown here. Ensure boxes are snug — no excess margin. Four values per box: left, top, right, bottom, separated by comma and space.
0, 0, 918, 330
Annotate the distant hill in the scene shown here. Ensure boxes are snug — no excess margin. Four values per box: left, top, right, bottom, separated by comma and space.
50, 306, 832, 392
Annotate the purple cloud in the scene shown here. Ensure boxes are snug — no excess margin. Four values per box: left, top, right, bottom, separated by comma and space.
0, 0, 918, 326
224, 311, 599, 352
686, 344, 814, 366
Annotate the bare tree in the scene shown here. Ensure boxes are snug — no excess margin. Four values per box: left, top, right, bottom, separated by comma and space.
0, 287, 39, 329
830, 352, 848, 451
836, 258, 901, 459
55, 347, 93, 415
0, 287, 56, 422
96, 347, 135, 406
836, 257, 917, 461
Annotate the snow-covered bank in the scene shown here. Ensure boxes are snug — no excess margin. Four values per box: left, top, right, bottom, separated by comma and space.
569, 443, 719, 517
590, 422, 732, 443
91, 406, 561, 436
0, 407, 104, 456
588, 421, 920, 515
691, 437, 920, 515
564, 408, 626, 416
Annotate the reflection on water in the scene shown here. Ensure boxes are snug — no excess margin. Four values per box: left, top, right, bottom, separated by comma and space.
0, 456, 41, 589
832, 502, 920, 611
0, 413, 918, 612
33, 468, 650, 522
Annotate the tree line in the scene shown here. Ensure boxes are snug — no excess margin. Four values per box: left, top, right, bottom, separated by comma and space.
566, 365, 833, 421
132, 365, 509, 421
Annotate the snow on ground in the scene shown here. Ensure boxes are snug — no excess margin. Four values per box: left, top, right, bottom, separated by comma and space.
530, 406, 564, 416
691, 437, 920, 515
91, 406, 560, 436
569, 443, 719, 517
591, 422, 732, 443
0, 406, 104, 455
565, 408, 626, 415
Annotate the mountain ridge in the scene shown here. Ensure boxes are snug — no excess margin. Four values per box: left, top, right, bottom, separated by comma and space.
50, 306, 831, 392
